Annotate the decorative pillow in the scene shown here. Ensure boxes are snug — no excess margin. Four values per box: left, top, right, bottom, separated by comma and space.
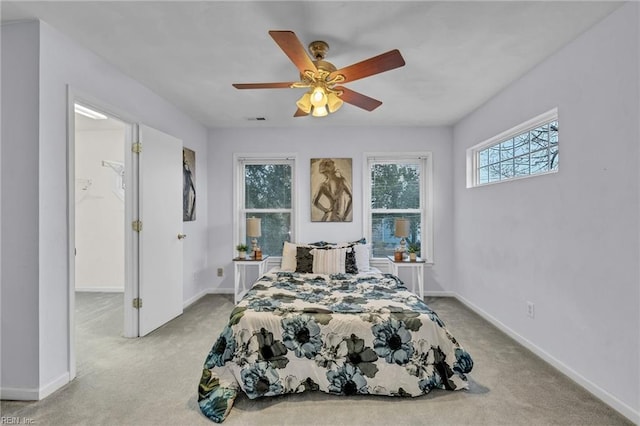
311, 247, 347, 274
280, 241, 298, 271
295, 246, 314, 273
354, 244, 371, 271
345, 247, 358, 274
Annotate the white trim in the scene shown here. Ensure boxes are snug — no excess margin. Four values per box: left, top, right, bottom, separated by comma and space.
38, 373, 71, 400
66, 88, 76, 382
466, 107, 558, 188
0, 386, 40, 401
75, 287, 124, 293
208, 288, 235, 295
455, 293, 639, 425
424, 291, 456, 298
0, 373, 70, 401
182, 288, 211, 308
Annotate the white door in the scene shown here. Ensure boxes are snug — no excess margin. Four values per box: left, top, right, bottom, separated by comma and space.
138, 125, 184, 336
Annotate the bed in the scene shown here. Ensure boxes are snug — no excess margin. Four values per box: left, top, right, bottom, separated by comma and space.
198, 241, 473, 423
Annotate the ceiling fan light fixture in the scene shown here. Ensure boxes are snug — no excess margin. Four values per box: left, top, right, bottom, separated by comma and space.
327, 92, 343, 113
310, 86, 328, 108
233, 31, 406, 119
311, 105, 328, 117
296, 92, 312, 114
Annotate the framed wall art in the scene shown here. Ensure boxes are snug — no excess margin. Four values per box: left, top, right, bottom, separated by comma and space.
183, 147, 196, 221
310, 158, 353, 222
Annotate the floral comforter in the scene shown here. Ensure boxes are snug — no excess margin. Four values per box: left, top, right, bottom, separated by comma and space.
198, 270, 473, 423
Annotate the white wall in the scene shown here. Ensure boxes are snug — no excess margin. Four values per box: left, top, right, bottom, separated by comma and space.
206, 125, 454, 294
1, 20, 209, 398
75, 127, 125, 292
452, 3, 639, 422
1, 20, 41, 397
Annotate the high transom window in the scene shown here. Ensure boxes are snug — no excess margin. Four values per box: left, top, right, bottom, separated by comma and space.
469, 108, 558, 187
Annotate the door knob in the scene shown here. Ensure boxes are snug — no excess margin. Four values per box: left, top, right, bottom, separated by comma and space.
177, 233, 187, 240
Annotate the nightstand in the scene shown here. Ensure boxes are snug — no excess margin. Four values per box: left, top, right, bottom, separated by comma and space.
387, 255, 425, 299
233, 256, 269, 304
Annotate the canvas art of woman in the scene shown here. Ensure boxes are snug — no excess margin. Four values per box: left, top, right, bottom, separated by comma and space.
311, 158, 353, 222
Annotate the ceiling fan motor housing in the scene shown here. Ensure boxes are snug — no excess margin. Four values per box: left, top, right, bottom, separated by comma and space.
308, 40, 329, 60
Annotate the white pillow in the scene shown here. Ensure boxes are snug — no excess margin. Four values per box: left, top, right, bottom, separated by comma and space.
354, 244, 371, 271
280, 241, 298, 271
312, 247, 347, 274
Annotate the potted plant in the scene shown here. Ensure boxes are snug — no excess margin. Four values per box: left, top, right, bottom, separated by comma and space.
236, 244, 248, 259
407, 243, 420, 261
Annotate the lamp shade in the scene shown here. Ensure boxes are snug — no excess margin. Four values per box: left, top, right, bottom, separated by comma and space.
327, 92, 343, 113
394, 218, 410, 238
246, 217, 262, 238
296, 92, 312, 114
311, 105, 328, 117
310, 86, 328, 108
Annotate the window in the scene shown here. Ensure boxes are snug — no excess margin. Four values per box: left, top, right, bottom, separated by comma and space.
235, 155, 296, 256
469, 108, 558, 187
364, 154, 433, 261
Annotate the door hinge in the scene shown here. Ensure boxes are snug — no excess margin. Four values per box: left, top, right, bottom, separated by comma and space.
132, 142, 142, 153
132, 298, 142, 309
132, 220, 143, 232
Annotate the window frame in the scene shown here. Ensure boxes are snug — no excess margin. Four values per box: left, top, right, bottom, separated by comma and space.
467, 108, 558, 188
233, 153, 297, 259
362, 152, 434, 263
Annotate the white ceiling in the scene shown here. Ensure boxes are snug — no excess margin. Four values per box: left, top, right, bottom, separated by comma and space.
1, 1, 622, 129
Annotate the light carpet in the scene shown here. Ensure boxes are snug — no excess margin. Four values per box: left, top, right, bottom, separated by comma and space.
1, 292, 632, 425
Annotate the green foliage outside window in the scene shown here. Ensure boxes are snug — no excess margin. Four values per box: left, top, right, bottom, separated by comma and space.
370, 163, 422, 258
244, 164, 292, 256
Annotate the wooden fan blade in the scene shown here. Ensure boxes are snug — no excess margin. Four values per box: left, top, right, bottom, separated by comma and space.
335, 86, 383, 111
330, 49, 405, 83
294, 108, 309, 117
269, 30, 317, 75
232, 82, 296, 89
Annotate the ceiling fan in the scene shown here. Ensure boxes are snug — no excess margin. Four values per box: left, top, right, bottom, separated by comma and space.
232, 30, 406, 117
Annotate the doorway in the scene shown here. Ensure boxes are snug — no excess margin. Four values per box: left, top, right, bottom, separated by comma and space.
74, 105, 126, 294
73, 102, 129, 376
67, 92, 186, 381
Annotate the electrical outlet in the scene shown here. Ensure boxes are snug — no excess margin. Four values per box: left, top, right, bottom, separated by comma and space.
217, 267, 224, 277
526, 301, 535, 319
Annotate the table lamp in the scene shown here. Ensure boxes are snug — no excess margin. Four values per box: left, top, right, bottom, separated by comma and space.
394, 218, 410, 255
246, 217, 262, 259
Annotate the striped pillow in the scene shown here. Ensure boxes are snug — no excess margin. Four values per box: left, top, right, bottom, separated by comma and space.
311, 247, 346, 274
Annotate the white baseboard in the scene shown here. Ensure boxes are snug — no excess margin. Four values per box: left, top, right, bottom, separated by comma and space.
424, 291, 456, 297
208, 288, 234, 295
1, 386, 39, 401
39, 373, 70, 399
454, 293, 640, 425
183, 287, 233, 309
1, 373, 69, 401
183, 288, 210, 308
75, 287, 124, 293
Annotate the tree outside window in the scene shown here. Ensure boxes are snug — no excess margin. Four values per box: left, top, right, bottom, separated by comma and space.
474, 111, 558, 186
367, 157, 429, 259
242, 162, 293, 256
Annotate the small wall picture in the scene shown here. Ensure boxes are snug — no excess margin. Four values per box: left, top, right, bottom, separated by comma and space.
183, 147, 196, 221
310, 158, 353, 222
